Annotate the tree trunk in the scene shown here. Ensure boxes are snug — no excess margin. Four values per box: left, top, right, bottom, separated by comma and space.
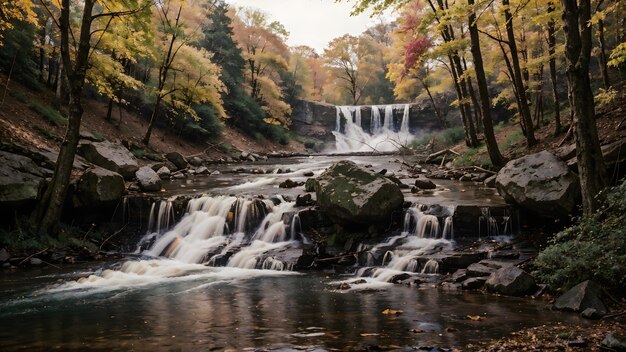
548, 2, 561, 135
39, 27, 46, 82
503, 0, 537, 147
452, 55, 479, 147
597, 19, 610, 89
562, 0, 607, 215
448, 54, 476, 147
143, 95, 162, 145
467, 0, 505, 167
106, 97, 114, 121
419, 77, 447, 128
32, 0, 96, 236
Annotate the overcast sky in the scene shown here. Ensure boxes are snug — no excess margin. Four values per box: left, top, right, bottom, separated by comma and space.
226, 0, 393, 53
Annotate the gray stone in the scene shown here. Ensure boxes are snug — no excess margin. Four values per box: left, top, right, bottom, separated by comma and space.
305, 178, 316, 192
485, 266, 536, 296
188, 156, 203, 167
76, 167, 125, 206
196, 166, 210, 175
495, 151, 580, 218
462, 277, 487, 290
450, 269, 468, 283
0, 151, 44, 207
135, 166, 162, 192
0, 248, 10, 262
602, 332, 626, 352
150, 162, 166, 172
295, 193, 314, 207
314, 161, 403, 226
414, 178, 437, 190
581, 308, 604, 319
484, 175, 497, 188
279, 179, 300, 188
554, 280, 607, 314
156, 166, 171, 180
79, 130, 104, 142
30, 258, 43, 265
466, 263, 497, 277
247, 154, 256, 162
77, 141, 139, 179
303, 171, 315, 177
165, 152, 188, 170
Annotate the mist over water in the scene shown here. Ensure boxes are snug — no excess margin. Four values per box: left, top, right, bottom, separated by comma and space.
332, 104, 416, 153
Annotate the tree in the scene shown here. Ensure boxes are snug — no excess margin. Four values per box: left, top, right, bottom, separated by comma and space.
323, 34, 379, 105
199, 0, 266, 132
231, 8, 292, 127
32, 0, 147, 235
467, 0, 505, 166
561, 0, 607, 214
0, 1, 37, 46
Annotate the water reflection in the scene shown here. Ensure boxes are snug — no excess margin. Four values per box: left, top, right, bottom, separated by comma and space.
0, 266, 582, 351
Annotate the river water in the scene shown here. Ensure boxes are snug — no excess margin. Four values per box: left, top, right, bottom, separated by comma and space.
0, 155, 581, 350
0, 262, 582, 351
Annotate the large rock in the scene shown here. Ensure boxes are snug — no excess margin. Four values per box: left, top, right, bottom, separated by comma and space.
165, 152, 188, 170
135, 166, 162, 192
314, 161, 403, 226
495, 151, 580, 218
77, 141, 139, 179
554, 280, 607, 314
0, 151, 44, 207
485, 266, 536, 296
76, 167, 125, 206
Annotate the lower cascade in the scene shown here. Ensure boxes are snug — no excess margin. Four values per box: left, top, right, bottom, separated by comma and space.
333, 104, 415, 153
138, 195, 306, 269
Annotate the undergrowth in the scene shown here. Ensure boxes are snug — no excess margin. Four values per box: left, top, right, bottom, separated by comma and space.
0, 217, 104, 254
534, 180, 626, 291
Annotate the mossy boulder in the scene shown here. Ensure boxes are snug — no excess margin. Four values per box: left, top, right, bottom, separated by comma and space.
314, 160, 403, 227
76, 167, 125, 206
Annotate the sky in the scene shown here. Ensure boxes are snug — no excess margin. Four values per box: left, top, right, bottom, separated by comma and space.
226, 0, 393, 53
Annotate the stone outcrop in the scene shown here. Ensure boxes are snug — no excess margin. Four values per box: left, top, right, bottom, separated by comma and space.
135, 166, 162, 192
553, 280, 607, 315
495, 151, 580, 218
76, 167, 125, 206
165, 152, 188, 170
0, 150, 44, 207
484, 266, 536, 296
77, 140, 139, 179
314, 161, 403, 226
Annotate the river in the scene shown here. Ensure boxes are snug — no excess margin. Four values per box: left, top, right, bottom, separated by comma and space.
0, 155, 582, 350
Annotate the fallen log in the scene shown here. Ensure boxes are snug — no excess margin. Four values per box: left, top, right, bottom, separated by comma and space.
426, 148, 460, 162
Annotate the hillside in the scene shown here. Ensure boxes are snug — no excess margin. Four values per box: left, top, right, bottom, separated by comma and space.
0, 73, 305, 160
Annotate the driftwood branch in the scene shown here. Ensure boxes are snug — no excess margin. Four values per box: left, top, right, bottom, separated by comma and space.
426, 148, 459, 162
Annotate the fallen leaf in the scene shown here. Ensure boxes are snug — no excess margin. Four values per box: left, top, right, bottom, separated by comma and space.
360, 333, 379, 337
382, 309, 404, 315
466, 315, 483, 321
409, 328, 424, 333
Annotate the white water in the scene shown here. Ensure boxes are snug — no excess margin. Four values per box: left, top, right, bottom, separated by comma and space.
58, 195, 305, 294
332, 104, 415, 153
338, 204, 456, 289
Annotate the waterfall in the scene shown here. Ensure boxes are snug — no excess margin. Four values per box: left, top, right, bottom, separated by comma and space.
332, 104, 415, 153
349, 204, 456, 284
354, 106, 362, 127
383, 105, 394, 130
371, 106, 381, 134
400, 104, 410, 133
135, 195, 305, 269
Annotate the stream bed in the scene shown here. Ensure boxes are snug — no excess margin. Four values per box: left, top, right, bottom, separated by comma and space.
0, 262, 583, 351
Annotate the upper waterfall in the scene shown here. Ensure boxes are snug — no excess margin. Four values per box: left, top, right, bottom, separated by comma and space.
332, 104, 414, 153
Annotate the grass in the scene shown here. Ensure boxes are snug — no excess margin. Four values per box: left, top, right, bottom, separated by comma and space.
411, 126, 466, 149
501, 129, 524, 150
453, 145, 491, 167
33, 125, 62, 142
29, 101, 66, 126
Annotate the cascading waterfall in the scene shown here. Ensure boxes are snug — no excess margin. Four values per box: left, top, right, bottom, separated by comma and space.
371, 106, 382, 134
349, 204, 456, 284
332, 104, 415, 153
400, 104, 410, 133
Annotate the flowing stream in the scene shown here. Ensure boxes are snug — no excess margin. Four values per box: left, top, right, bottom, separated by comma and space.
0, 156, 581, 350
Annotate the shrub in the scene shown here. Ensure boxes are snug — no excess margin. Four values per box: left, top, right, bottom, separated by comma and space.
304, 141, 315, 149
29, 101, 66, 126
440, 126, 465, 145
535, 180, 626, 291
